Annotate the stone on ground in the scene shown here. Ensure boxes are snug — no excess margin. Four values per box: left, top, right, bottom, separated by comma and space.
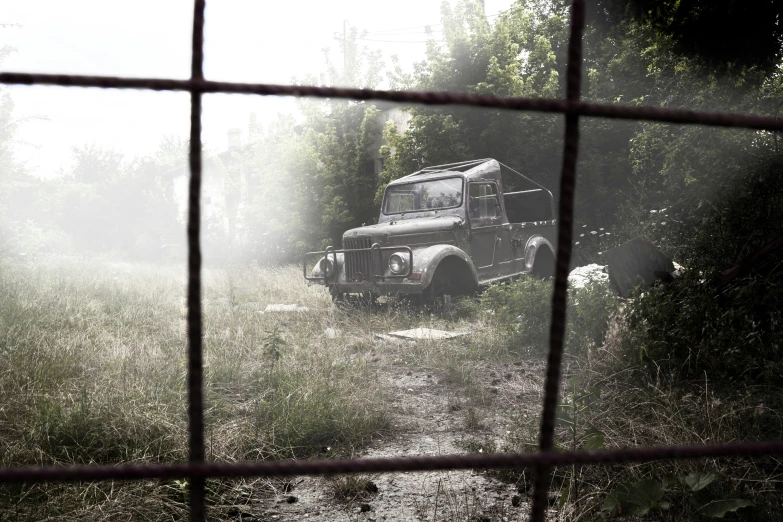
568, 263, 609, 289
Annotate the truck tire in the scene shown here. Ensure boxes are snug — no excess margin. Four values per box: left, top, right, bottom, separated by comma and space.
422, 256, 477, 309
531, 247, 555, 278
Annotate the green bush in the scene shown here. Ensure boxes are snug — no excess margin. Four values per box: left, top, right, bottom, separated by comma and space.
480, 275, 619, 355
622, 156, 783, 385
567, 281, 619, 356
624, 268, 783, 385
481, 277, 553, 351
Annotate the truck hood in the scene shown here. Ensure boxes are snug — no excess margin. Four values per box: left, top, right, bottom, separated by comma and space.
343, 215, 464, 240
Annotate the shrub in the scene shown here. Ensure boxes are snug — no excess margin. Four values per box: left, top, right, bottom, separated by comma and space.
481, 275, 619, 355
618, 153, 783, 384
567, 279, 619, 356
623, 268, 783, 385
480, 277, 553, 351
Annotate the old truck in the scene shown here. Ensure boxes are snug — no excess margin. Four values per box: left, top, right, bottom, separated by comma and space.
304, 158, 557, 304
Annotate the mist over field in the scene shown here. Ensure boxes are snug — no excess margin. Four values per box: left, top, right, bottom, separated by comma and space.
2, 0, 783, 520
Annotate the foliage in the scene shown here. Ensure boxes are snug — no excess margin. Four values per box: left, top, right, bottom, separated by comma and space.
480, 274, 618, 355
623, 156, 783, 385
238, 38, 386, 263
480, 277, 552, 351
1, 138, 184, 259
567, 278, 618, 355
556, 379, 604, 508
600, 472, 752, 519
625, 269, 783, 386
556, 379, 604, 452
601, 478, 668, 516
589, 0, 783, 72
261, 325, 286, 363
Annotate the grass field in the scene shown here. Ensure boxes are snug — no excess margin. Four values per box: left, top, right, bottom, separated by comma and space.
0, 256, 780, 521
0, 256, 513, 520
0, 257, 395, 519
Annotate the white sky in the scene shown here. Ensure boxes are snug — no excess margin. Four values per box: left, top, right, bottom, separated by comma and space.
2, 0, 514, 177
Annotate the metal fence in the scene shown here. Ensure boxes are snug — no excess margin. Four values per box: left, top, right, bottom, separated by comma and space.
2, 1, 783, 520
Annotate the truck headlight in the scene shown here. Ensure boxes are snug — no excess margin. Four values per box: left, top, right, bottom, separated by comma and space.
319, 257, 335, 277
389, 252, 409, 275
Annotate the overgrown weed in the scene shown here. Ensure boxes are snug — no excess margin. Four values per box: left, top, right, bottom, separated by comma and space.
490, 275, 781, 520
479, 275, 618, 357
413, 473, 512, 522
0, 257, 393, 519
557, 339, 783, 520
327, 474, 379, 502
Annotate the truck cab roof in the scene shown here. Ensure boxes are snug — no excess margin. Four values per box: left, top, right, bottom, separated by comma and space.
387, 158, 502, 187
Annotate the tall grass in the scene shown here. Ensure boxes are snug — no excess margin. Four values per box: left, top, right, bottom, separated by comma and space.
0, 257, 392, 519
491, 278, 783, 521
7, 255, 775, 520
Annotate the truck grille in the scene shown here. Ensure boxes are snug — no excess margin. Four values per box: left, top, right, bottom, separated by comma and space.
343, 237, 373, 281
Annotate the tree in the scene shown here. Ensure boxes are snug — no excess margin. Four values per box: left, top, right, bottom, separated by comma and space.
589, 0, 783, 73
377, 0, 783, 264
238, 32, 387, 263
70, 143, 125, 184
377, 1, 571, 211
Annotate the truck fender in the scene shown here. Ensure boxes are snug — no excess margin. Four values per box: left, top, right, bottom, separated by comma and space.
524, 235, 555, 271
412, 245, 479, 290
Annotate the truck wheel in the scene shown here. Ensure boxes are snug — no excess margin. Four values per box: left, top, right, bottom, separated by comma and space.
422, 267, 455, 311
531, 248, 555, 278
422, 256, 477, 310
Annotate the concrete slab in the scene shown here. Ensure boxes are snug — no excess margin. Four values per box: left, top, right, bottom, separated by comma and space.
262, 304, 310, 313
373, 333, 413, 343
387, 328, 466, 340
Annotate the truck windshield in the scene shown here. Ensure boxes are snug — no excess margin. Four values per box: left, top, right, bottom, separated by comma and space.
383, 177, 463, 214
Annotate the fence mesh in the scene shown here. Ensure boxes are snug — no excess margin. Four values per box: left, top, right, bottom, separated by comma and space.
2, 0, 783, 520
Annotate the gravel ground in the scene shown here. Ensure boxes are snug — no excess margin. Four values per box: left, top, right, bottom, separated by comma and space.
250, 334, 552, 522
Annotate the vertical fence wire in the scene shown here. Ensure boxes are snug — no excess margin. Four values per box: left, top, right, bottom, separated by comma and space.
187, 1, 207, 520
530, 0, 585, 519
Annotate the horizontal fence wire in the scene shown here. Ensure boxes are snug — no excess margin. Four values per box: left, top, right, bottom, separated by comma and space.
1, 0, 782, 520
1, 441, 782, 483
3, 72, 783, 131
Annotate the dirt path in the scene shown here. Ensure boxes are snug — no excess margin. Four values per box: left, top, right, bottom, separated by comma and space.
253, 335, 549, 522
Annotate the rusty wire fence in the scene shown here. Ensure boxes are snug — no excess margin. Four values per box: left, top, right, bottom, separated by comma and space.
2, 0, 783, 520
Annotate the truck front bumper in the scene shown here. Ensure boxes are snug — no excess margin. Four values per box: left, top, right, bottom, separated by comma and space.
327, 280, 424, 295
303, 244, 422, 294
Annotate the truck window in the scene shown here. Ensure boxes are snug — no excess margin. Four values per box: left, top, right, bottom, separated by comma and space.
386, 192, 415, 213
383, 177, 463, 214
503, 189, 553, 223
468, 183, 501, 220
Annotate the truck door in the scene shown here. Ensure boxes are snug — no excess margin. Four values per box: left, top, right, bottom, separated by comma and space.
468, 182, 502, 278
